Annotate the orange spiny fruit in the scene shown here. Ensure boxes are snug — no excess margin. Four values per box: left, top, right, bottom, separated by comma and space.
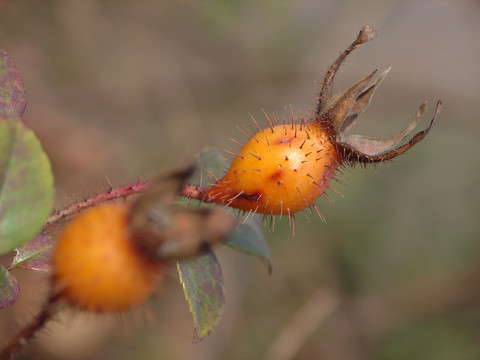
183, 25, 441, 219
52, 204, 163, 312
204, 121, 339, 216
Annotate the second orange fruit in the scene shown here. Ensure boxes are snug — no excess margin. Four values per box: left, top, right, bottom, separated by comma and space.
52, 204, 163, 312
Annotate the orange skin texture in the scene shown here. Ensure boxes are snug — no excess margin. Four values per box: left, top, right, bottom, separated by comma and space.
204, 122, 341, 215
52, 204, 163, 312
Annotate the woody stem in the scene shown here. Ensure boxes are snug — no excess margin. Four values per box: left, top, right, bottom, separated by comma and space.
0, 292, 61, 360
43, 182, 212, 233
43, 182, 150, 233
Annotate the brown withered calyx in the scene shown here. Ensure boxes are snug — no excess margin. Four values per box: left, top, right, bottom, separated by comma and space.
317, 24, 442, 165
129, 167, 235, 261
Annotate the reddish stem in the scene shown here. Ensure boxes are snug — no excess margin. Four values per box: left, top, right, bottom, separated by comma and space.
0, 293, 61, 360
43, 182, 150, 232
181, 185, 205, 201
43, 182, 211, 233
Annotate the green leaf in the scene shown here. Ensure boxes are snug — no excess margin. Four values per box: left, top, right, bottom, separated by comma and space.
11, 233, 53, 272
190, 146, 229, 185
0, 50, 27, 118
0, 119, 54, 254
0, 265, 19, 309
225, 214, 272, 273
178, 247, 225, 343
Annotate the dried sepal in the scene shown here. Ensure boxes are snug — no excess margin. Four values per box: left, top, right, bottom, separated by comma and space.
130, 166, 195, 223
340, 100, 424, 156
129, 166, 235, 261
129, 167, 194, 257
316, 25, 441, 165
340, 67, 391, 134
317, 24, 377, 114
155, 206, 235, 261
356, 24, 377, 44
320, 70, 378, 134
337, 100, 442, 164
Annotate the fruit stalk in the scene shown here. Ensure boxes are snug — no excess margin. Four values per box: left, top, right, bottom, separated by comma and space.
0, 293, 61, 360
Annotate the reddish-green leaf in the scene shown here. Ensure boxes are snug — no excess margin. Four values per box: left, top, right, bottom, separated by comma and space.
0, 265, 19, 309
0, 50, 27, 118
11, 233, 53, 272
0, 119, 54, 254
178, 247, 225, 343
225, 215, 272, 273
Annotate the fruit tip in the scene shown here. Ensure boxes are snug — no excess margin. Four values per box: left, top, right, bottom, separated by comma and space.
357, 25, 377, 44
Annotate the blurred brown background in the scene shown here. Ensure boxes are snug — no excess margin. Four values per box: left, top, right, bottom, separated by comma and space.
1, 1, 479, 359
